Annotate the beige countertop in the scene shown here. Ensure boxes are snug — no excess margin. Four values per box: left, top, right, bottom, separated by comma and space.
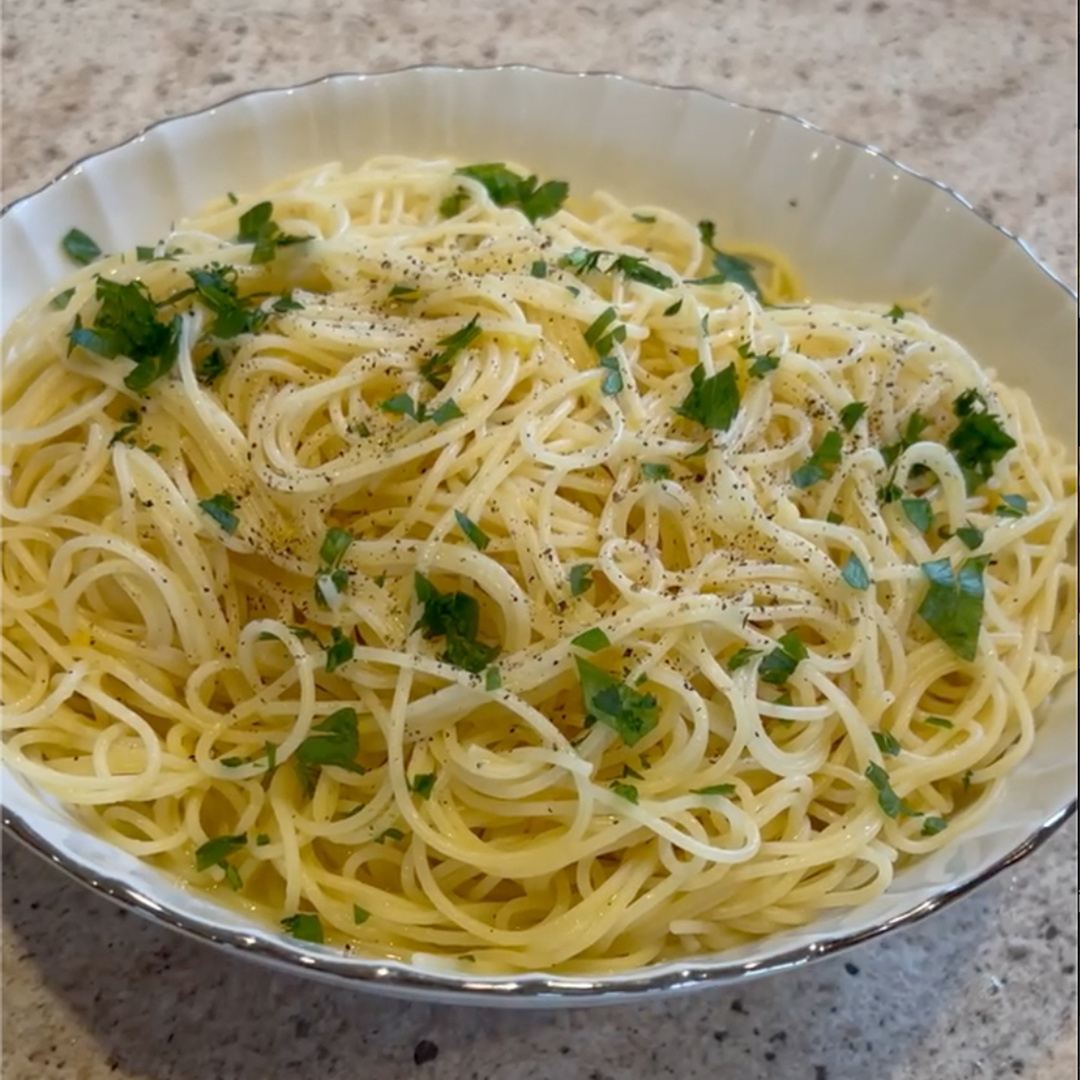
1, 1, 1077, 1078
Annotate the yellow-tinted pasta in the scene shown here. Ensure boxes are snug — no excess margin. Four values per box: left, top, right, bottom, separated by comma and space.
1, 157, 1075, 973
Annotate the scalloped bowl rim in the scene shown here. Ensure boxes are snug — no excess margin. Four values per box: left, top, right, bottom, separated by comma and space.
1, 66, 1076, 1007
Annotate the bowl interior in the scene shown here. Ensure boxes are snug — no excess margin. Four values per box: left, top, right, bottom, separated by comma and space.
2, 67, 1076, 1005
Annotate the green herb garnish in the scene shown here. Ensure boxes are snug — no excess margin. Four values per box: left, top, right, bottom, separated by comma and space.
921, 816, 948, 836
839, 401, 868, 431
575, 657, 659, 746
901, 497, 933, 533
439, 188, 469, 218
840, 553, 871, 591
611, 781, 639, 804
68, 279, 180, 393
696, 221, 762, 299
280, 913, 323, 943
946, 389, 1016, 490
886, 304, 905, 322
923, 716, 954, 729
758, 631, 807, 686
324, 627, 355, 673
727, 647, 760, 672
420, 315, 482, 389
917, 556, 987, 661
792, 430, 843, 489
454, 163, 569, 222
198, 493, 239, 534
529, 260, 548, 278
413, 573, 499, 674
641, 462, 670, 482
955, 524, 984, 549
237, 201, 309, 264
454, 509, 489, 550
692, 783, 736, 796
61, 227, 103, 266
294, 707, 365, 792
569, 564, 593, 596
485, 666, 502, 691
353, 906, 370, 924
675, 364, 740, 432
872, 731, 901, 756
571, 627, 611, 652
865, 762, 919, 818
410, 773, 436, 800
995, 493, 1028, 518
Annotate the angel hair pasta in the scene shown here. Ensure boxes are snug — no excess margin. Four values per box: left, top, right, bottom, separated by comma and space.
1, 156, 1075, 973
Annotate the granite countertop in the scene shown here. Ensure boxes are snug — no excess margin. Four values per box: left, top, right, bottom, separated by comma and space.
1, 1, 1076, 1077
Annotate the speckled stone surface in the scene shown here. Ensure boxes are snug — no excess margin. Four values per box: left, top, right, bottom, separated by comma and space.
1, 1, 1077, 1077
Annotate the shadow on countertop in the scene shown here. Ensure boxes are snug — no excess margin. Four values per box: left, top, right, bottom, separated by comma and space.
2, 823, 1076, 1080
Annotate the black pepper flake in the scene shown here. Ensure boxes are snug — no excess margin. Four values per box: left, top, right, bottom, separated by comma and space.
413, 1039, 439, 1066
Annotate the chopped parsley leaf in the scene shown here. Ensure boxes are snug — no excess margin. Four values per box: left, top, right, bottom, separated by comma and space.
485, 666, 502, 691
430, 399, 464, 425
68, 278, 181, 393
272, 291, 304, 313
560, 247, 675, 289
198, 493, 239, 534
280, 913, 323, 943
901, 497, 933, 533
294, 706, 365, 792
840, 553, 871, 591
946, 389, 1016, 490
792, 430, 843, 488
256, 834, 270, 846
917, 556, 987, 661
583, 306, 619, 350
319, 527, 354, 569
995, 493, 1028, 518
324, 627, 355, 673
692, 783, 736, 796
955, 524, 984, 549
675, 364, 740, 432
631, 212, 657, 223
196, 348, 228, 385
571, 627, 611, 652
439, 188, 469, 218
454, 163, 569, 222
727, 647, 760, 671
611, 781, 639, 804
194, 833, 247, 873
923, 716, 954, 729
641, 462, 670, 482
569, 564, 593, 596
380, 393, 423, 419
61, 227, 103, 266
374, 827, 404, 845
598, 355, 623, 396
353, 906, 370, 924
886, 304, 905, 322
921, 816, 948, 836
662, 298, 683, 317
575, 657, 659, 746
696, 221, 762, 299
872, 731, 901, 756
413, 573, 499, 674
420, 315, 482, 389
758, 631, 807, 686
388, 283, 421, 299
410, 773, 436, 800
454, 509, 489, 550
839, 401, 868, 431
529, 260, 548, 278
237, 201, 309, 264
314, 567, 348, 608
865, 762, 919, 818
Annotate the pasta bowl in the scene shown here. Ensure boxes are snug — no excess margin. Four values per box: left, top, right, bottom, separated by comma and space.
1, 66, 1076, 1006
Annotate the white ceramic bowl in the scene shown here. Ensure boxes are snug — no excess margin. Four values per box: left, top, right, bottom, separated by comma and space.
2, 67, 1076, 1006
